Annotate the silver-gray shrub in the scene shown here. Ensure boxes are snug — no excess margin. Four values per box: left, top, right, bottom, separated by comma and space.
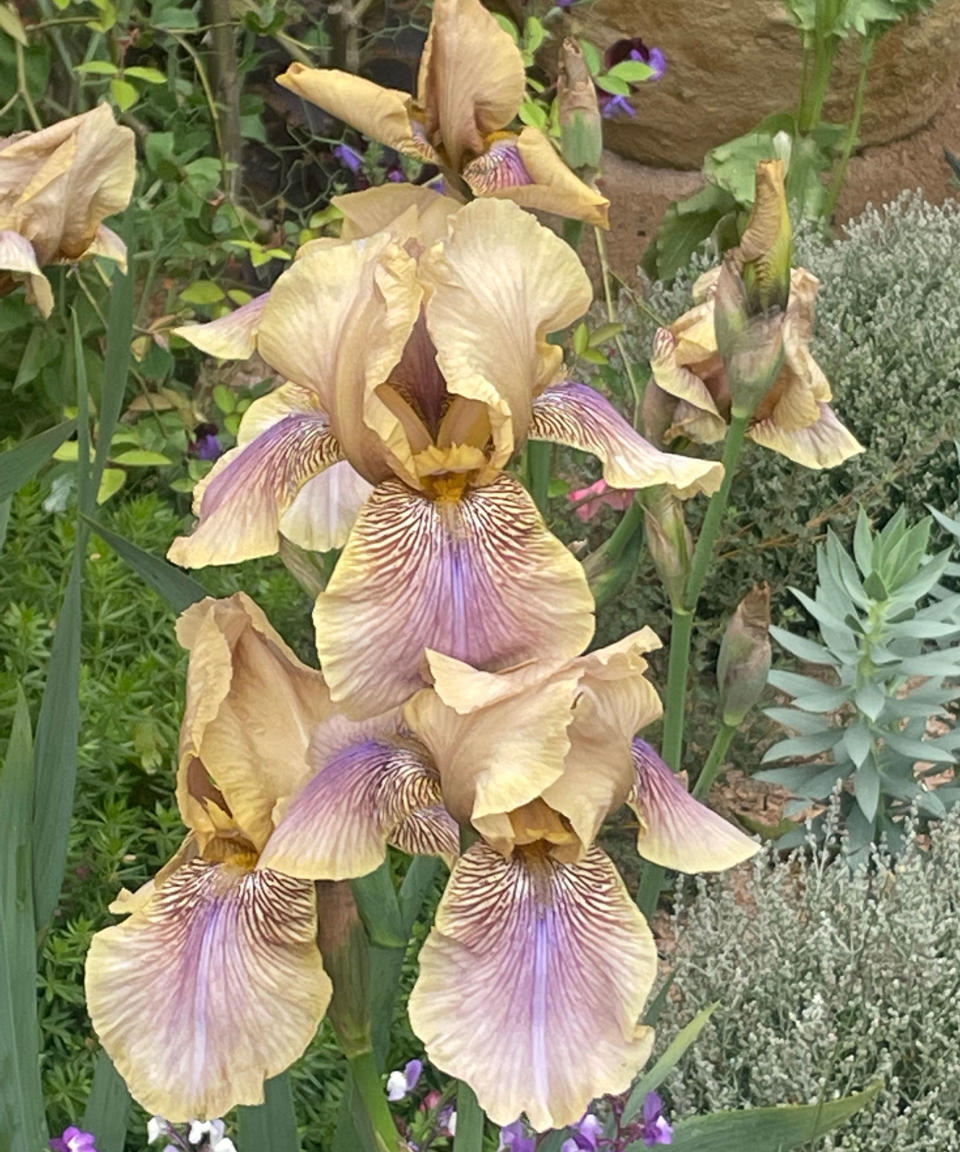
656, 811, 960, 1150
621, 192, 960, 611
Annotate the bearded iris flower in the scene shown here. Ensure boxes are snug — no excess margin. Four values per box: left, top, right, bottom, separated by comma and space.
274, 0, 610, 226
85, 594, 455, 1120
169, 194, 722, 716
254, 620, 757, 1129
0, 104, 134, 316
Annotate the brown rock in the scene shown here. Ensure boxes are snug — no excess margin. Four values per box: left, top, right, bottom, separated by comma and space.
570, 0, 960, 168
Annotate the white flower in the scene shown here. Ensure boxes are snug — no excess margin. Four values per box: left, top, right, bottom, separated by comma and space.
447, 1111, 457, 1137
386, 1070, 408, 1102
147, 1118, 166, 1144
188, 1119, 226, 1146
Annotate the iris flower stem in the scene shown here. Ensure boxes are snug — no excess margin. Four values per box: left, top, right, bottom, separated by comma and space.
524, 440, 553, 516
347, 1049, 402, 1152
691, 721, 737, 801
593, 226, 644, 426
638, 412, 751, 919
823, 35, 875, 221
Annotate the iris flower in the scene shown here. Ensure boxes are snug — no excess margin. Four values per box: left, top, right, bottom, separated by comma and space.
254, 623, 758, 1129
0, 104, 134, 316
85, 594, 455, 1120
170, 194, 722, 715
274, 0, 610, 226
648, 264, 863, 469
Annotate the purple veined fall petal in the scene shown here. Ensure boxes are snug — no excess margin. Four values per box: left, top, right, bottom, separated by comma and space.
313, 473, 594, 717
747, 402, 864, 470
408, 842, 657, 1131
278, 460, 374, 553
172, 292, 270, 360
167, 384, 344, 568
275, 64, 435, 162
258, 729, 457, 880
628, 739, 758, 872
175, 593, 331, 854
416, 0, 525, 170
529, 380, 723, 499
85, 858, 330, 1122
420, 198, 591, 467
462, 126, 610, 228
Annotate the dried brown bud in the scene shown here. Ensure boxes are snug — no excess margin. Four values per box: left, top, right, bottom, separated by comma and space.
717, 583, 772, 726
558, 38, 603, 173
315, 880, 371, 1057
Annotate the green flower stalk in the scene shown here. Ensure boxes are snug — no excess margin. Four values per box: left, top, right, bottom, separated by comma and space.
315, 881, 371, 1059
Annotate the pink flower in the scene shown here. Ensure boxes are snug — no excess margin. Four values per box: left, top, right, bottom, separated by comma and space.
569, 478, 635, 521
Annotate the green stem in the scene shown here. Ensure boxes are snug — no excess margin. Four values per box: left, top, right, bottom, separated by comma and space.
823, 37, 875, 221
797, 34, 837, 134
594, 226, 644, 425
692, 722, 737, 800
347, 1050, 401, 1152
639, 411, 751, 918
524, 440, 552, 516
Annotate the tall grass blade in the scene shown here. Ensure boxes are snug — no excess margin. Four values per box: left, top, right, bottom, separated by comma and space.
0, 687, 47, 1151
92, 220, 133, 496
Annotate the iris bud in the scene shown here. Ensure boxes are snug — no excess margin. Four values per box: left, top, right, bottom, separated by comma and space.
717, 583, 772, 726
315, 881, 371, 1058
641, 486, 692, 610
558, 38, 603, 173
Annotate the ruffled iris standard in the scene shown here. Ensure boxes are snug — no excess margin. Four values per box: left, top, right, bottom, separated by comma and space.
170, 194, 722, 716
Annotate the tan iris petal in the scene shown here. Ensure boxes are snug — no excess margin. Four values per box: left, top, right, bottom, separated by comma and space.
417, 0, 525, 170
172, 292, 270, 359
275, 65, 434, 161
421, 198, 591, 465
408, 843, 657, 1131
85, 859, 330, 1121
176, 593, 331, 852
748, 402, 864, 469
314, 474, 594, 717
259, 730, 456, 879
463, 126, 609, 228
530, 381, 723, 498
628, 739, 759, 871
167, 384, 343, 568
257, 234, 424, 484
334, 185, 461, 244
650, 327, 724, 422
0, 228, 40, 274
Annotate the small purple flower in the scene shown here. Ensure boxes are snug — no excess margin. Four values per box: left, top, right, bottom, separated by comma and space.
333, 142, 364, 174
603, 37, 666, 79
560, 1111, 603, 1151
601, 94, 636, 119
51, 1128, 98, 1152
190, 423, 223, 462
639, 1093, 673, 1146
386, 1057, 423, 1101
556, 0, 576, 8
498, 1119, 536, 1152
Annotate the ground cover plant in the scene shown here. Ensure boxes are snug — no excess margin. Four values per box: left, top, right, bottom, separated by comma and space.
2, 1, 958, 1151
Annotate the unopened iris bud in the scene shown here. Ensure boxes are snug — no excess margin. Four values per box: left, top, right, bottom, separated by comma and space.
558, 38, 603, 173
315, 881, 371, 1058
739, 159, 792, 315
716, 582, 772, 726
641, 486, 691, 611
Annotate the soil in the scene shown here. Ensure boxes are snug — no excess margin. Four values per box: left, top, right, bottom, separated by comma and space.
593, 69, 960, 289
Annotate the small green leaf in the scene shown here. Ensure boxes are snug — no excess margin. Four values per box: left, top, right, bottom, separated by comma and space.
109, 77, 139, 111
96, 467, 126, 504
762, 731, 841, 762
769, 625, 839, 667
843, 723, 874, 770
180, 280, 226, 305
854, 757, 880, 820
213, 383, 236, 414
588, 322, 624, 346
123, 65, 166, 84
594, 73, 631, 96
75, 59, 117, 75
607, 59, 655, 83
572, 322, 590, 355
112, 449, 172, 466
0, 4, 28, 45
518, 99, 548, 130
855, 681, 886, 722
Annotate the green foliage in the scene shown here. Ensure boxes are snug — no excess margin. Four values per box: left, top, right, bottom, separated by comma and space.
757, 507, 959, 861
656, 810, 960, 1151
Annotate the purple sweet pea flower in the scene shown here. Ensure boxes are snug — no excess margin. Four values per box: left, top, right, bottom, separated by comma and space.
601, 94, 636, 119
190, 422, 223, 462
332, 142, 364, 174
386, 1057, 423, 1101
639, 1093, 673, 1146
498, 1119, 536, 1152
603, 37, 666, 79
560, 1111, 603, 1151
50, 1128, 98, 1152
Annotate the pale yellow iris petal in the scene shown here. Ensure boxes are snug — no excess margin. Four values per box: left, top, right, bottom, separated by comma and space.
167, 384, 343, 568
408, 843, 657, 1131
275, 64, 434, 161
334, 185, 461, 244
628, 740, 759, 871
260, 723, 456, 879
176, 593, 331, 852
650, 327, 724, 421
405, 656, 582, 840
256, 234, 423, 484
0, 228, 40, 275
529, 380, 723, 498
279, 460, 374, 553
748, 402, 864, 469
421, 198, 591, 466
86, 859, 330, 1122
172, 292, 269, 360
314, 474, 594, 718
83, 223, 127, 272
416, 0, 525, 170
463, 126, 610, 228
